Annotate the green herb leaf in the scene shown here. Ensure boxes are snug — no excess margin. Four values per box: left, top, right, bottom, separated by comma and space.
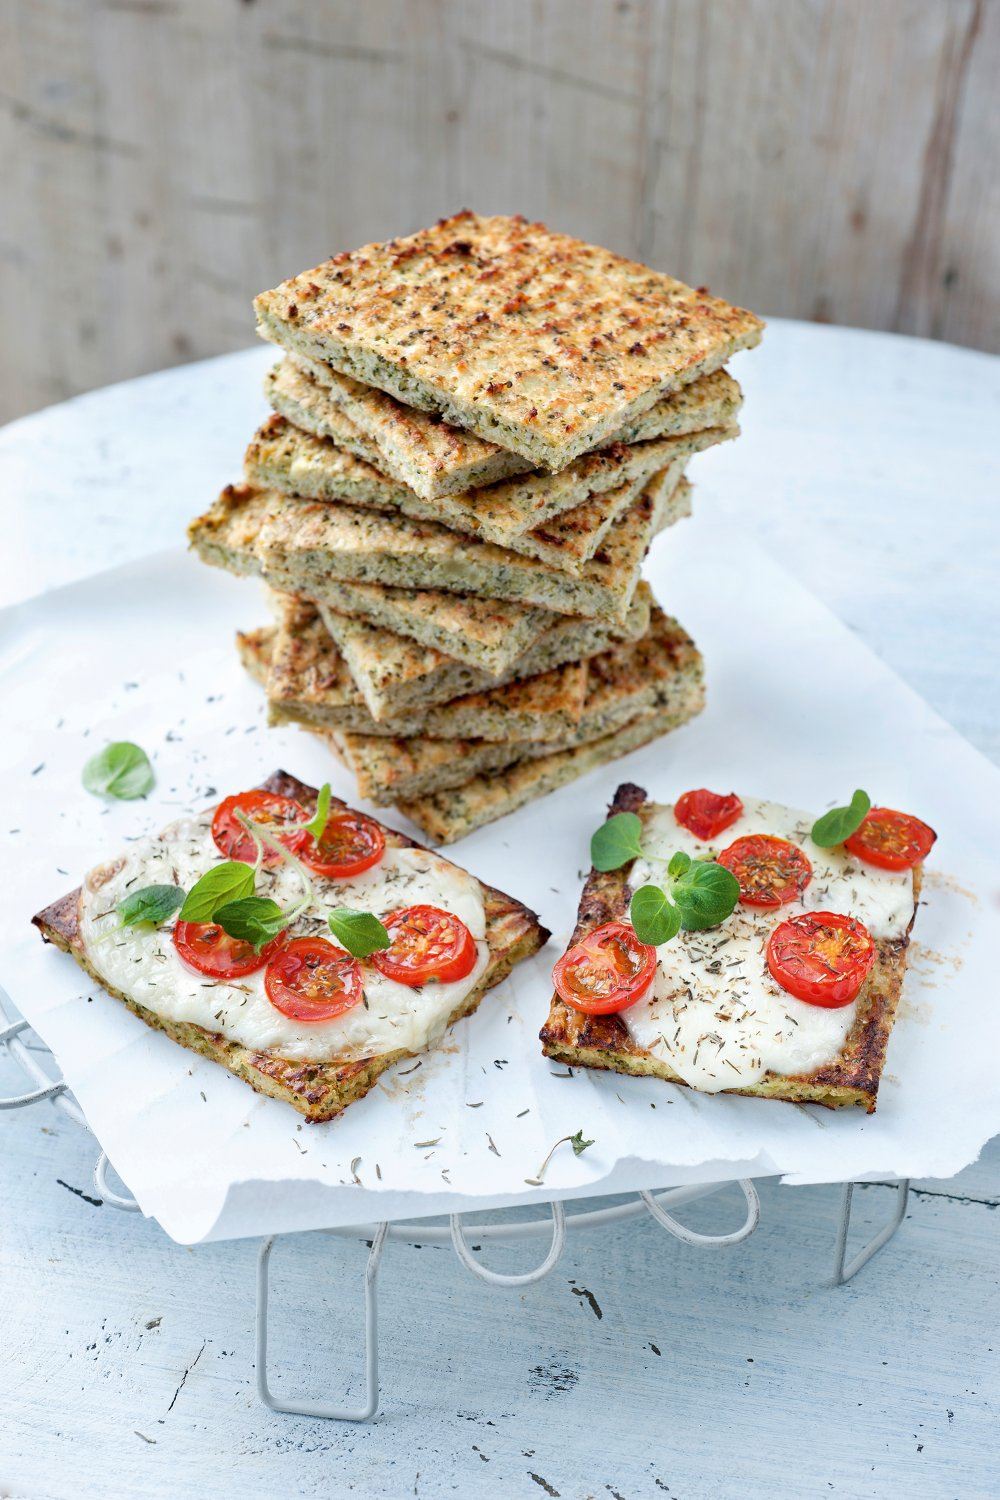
590, 811, 644, 872
214, 896, 288, 952
667, 850, 691, 879
82, 742, 154, 800
178, 861, 255, 923
629, 884, 682, 945
811, 789, 871, 848
305, 783, 332, 842
117, 884, 185, 930
328, 908, 391, 959
569, 1130, 594, 1157
672, 860, 740, 931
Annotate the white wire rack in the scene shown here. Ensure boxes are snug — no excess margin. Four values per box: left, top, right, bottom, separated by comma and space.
1, 993, 911, 1423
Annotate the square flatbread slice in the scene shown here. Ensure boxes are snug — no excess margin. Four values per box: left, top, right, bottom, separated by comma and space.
269, 354, 742, 501
539, 784, 923, 1112
254, 211, 762, 469
189, 469, 684, 626
327, 607, 702, 803
238, 596, 588, 743
399, 692, 705, 845
243, 606, 701, 805
31, 771, 548, 1123
246, 408, 724, 570
191, 484, 555, 672
316, 582, 653, 720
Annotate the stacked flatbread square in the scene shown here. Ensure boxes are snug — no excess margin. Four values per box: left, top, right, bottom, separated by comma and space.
189, 213, 762, 843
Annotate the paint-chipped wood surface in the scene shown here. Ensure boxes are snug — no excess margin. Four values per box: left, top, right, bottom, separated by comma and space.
1, 1056, 996, 1499
1, 0, 998, 421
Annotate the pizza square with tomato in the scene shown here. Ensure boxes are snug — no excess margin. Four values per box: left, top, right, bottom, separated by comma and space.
32, 771, 548, 1122
540, 782, 935, 1112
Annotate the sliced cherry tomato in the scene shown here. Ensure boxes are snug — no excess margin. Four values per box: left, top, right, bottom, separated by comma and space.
674, 788, 744, 841
767, 911, 876, 1008
372, 905, 478, 987
211, 790, 307, 866
264, 936, 364, 1021
845, 807, 936, 871
172, 919, 286, 979
552, 920, 657, 1015
717, 834, 813, 908
297, 809, 385, 878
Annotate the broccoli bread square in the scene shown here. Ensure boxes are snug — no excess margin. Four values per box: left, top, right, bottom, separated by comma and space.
255, 211, 762, 470
32, 771, 547, 1123
539, 783, 922, 1112
271, 354, 742, 501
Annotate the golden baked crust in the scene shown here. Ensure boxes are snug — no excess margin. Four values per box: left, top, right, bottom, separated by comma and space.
538, 783, 920, 1112
240, 608, 703, 807
188, 467, 682, 626
31, 771, 548, 1123
317, 583, 653, 720
399, 689, 705, 845
248, 402, 728, 569
254, 211, 762, 469
275, 355, 741, 501
247, 594, 588, 744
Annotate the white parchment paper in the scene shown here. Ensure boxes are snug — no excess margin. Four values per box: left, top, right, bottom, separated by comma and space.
2, 514, 998, 1243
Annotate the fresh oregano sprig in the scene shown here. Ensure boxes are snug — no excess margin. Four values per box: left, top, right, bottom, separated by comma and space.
589, 810, 739, 947
211, 810, 317, 950
811, 789, 871, 848
524, 1129, 595, 1187
177, 801, 390, 957
156, 789, 393, 957
630, 856, 739, 945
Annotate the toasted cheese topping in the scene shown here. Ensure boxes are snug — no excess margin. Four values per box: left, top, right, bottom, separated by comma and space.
625, 798, 915, 1092
79, 813, 487, 1064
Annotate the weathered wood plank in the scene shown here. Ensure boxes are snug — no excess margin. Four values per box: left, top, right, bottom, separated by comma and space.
1, 0, 997, 420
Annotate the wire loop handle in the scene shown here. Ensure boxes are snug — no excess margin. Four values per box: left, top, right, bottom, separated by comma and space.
640, 1178, 760, 1246
0, 1016, 67, 1109
94, 1151, 141, 1212
0, 1077, 66, 1109
450, 1202, 567, 1286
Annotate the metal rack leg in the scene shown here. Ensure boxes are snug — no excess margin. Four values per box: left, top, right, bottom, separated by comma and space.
833, 1179, 910, 1285
256, 1222, 388, 1421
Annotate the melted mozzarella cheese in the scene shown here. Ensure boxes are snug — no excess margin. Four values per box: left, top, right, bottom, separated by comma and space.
624, 797, 915, 1093
79, 812, 488, 1063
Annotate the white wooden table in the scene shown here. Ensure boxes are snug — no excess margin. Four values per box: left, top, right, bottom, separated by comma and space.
1, 321, 997, 1498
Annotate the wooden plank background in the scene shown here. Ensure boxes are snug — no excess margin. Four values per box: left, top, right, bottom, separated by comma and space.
1, 0, 996, 423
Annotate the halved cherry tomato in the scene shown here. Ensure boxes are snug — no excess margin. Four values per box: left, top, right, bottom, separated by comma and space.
264, 936, 364, 1021
211, 790, 307, 866
297, 809, 385, 879
845, 807, 936, 871
674, 788, 744, 842
372, 905, 478, 986
767, 911, 876, 1008
172, 919, 286, 979
717, 834, 812, 908
552, 921, 657, 1015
